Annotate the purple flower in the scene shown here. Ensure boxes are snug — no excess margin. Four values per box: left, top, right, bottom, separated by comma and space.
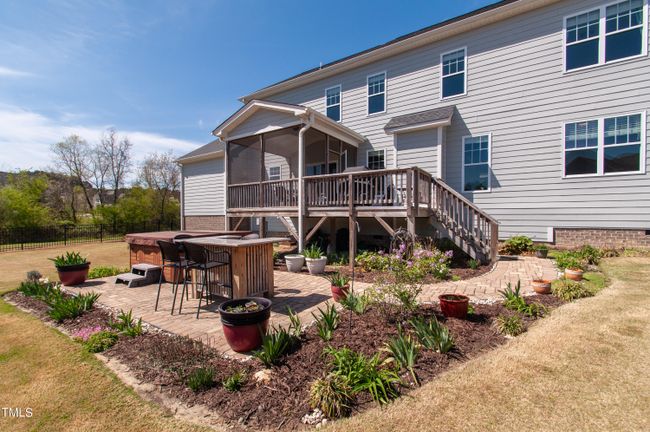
73, 326, 104, 342
407, 260, 413, 267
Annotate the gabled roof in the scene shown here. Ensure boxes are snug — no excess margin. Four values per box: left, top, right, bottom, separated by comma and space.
213, 99, 366, 145
176, 139, 225, 164
242, 0, 555, 102
384, 106, 455, 134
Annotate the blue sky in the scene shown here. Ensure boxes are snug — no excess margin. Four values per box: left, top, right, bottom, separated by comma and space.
0, 0, 494, 173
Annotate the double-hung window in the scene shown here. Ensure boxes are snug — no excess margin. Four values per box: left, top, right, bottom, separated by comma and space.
367, 72, 386, 115
564, 0, 647, 71
441, 48, 466, 99
325, 85, 341, 122
268, 166, 281, 181
462, 135, 490, 191
564, 113, 645, 176
367, 149, 386, 170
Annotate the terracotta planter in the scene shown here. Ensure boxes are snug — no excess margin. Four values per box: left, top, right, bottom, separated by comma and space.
219, 297, 272, 353
438, 294, 470, 319
535, 249, 548, 259
305, 257, 327, 275
565, 268, 584, 281
532, 279, 552, 294
285, 254, 305, 273
331, 284, 350, 302
56, 263, 90, 286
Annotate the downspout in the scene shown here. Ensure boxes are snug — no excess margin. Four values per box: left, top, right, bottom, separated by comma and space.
297, 113, 314, 252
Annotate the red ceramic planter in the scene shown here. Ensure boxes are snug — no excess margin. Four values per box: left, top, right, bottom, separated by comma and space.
56, 263, 90, 286
331, 284, 350, 302
219, 297, 272, 353
439, 294, 470, 319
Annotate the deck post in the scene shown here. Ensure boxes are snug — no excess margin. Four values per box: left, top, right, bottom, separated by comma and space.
297, 119, 313, 252
224, 140, 231, 231
259, 217, 266, 238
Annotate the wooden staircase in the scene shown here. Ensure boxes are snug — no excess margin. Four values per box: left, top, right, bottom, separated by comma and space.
430, 178, 499, 263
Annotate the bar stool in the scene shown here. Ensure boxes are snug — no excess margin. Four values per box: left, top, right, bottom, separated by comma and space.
155, 240, 189, 314
179, 242, 232, 318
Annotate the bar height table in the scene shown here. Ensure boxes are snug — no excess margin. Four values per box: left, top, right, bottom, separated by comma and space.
179, 237, 288, 299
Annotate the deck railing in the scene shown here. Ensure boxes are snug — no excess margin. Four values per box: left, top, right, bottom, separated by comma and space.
227, 167, 498, 262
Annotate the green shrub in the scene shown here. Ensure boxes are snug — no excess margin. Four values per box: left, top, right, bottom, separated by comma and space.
356, 250, 392, 272
578, 245, 603, 265
339, 291, 371, 314
312, 303, 339, 342
534, 244, 549, 252
325, 346, 400, 405
48, 292, 100, 322
327, 252, 349, 266
253, 326, 293, 367
498, 281, 546, 317
410, 316, 454, 353
88, 266, 129, 279
49, 251, 88, 267
25, 270, 42, 283
384, 328, 419, 384
83, 330, 118, 353
286, 306, 302, 339
223, 370, 246, 392
309, 374, 354, 418
494, 314, 525, 336
552, 279, 593, 301
18, 280, 58, 299
186, 367, 215, 392
502, 236, 534, 255
555, 251, 587, 271
109, 309, 143, 337
303, 244, 324, 259
467, 259, 480, 270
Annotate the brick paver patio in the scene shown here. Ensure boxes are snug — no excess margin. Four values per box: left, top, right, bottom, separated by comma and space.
68, 256, 556, 355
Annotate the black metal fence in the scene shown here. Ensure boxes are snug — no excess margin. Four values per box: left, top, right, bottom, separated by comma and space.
0, 221, 179, 253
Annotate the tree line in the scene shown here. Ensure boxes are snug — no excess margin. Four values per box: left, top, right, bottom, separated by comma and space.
0, 128, 181, 230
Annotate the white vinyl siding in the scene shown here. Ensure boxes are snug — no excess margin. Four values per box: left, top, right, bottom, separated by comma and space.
182, 159, 225, 216
564, 0, 648, 71
395, 129, 439, 174
263, 0, 650, 240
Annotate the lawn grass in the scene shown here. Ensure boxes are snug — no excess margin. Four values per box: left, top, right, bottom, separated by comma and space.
550, 270, 607, 296
325, 257, 650, 432
0, 242, 214, 432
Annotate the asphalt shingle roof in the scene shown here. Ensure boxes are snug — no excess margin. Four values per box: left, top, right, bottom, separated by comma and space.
384, 106, 455, 131
177, 140, 225, 163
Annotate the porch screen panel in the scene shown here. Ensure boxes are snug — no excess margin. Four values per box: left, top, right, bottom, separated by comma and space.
229, 135, 261, 184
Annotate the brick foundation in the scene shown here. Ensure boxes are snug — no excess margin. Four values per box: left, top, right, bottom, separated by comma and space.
183, 215, 226, 231
554, 228, 650, 249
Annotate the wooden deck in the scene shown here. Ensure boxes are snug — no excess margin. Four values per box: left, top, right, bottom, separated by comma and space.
226, 167, 499, 262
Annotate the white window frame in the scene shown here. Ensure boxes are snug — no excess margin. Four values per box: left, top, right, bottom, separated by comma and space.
562, 111, 647, 178
268, 165, 281, 181
366, 71, 387, 116
366, 148, 387, 170
440, 46, 468, 100
461, 133, 492, 193
325, 84, 342, 122
563, 0, 649, 73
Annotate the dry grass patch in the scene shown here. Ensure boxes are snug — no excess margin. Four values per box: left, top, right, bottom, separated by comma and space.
0, 242, 129, 295
324, 257, 650, 432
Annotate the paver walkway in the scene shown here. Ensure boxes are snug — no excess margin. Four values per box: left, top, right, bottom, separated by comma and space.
68, 256, 556, 355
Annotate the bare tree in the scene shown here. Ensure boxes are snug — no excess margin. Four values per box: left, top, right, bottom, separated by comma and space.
89, 145, 110, 206
99, 128, 132, 204
50, 135, 94, 210
139, 151, 180, 224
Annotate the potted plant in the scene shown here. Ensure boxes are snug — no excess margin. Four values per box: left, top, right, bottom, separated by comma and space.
218, 297, 272, 353
531, 276, 552, 294
49, 251, 90, 286
438, 294, 470, 319
304, 244, 327, 275
285, 253, 305, 273
556, 251, 586, 281
324, 271, 351, 302
534, 244, 549, 259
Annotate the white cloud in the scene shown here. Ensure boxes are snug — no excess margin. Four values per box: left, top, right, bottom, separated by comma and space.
0, 65, 34, 78
0, 104, 202, 174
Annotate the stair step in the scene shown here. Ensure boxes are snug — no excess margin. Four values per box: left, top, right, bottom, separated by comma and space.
132, 263, 161, 271
115, 273, 147, 282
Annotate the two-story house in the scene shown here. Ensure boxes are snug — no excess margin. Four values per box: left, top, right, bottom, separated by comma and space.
177, 0, 650, 262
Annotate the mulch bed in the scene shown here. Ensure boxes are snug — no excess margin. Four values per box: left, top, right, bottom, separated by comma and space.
4, 288, 565, 431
